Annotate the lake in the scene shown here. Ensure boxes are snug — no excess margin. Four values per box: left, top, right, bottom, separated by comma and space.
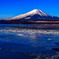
0, 24, 59, 59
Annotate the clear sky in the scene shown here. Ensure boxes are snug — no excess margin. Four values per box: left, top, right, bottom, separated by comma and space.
0, 0, 59, 19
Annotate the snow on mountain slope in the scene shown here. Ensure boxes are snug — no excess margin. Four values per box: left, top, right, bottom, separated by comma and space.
11, 9, 51, 20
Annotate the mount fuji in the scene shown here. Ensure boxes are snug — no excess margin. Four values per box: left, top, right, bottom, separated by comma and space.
11, 9, 59, 21
12, 9, 49, 19
0, 9, 59, 24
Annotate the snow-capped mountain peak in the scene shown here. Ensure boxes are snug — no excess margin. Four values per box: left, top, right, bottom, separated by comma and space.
11, 9, 51, 19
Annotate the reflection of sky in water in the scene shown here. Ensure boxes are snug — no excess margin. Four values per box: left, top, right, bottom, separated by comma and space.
0, 25, 59, 59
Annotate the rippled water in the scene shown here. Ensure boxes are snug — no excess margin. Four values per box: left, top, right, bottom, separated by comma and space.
0, 24, 59, 59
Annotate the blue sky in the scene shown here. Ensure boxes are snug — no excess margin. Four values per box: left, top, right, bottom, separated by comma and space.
0, 0, 59, 19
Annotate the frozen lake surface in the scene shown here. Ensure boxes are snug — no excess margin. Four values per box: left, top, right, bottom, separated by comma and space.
0, 24, 59, 59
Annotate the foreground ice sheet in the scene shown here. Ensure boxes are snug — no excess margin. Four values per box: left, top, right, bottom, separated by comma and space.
0, 24, 59, 59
